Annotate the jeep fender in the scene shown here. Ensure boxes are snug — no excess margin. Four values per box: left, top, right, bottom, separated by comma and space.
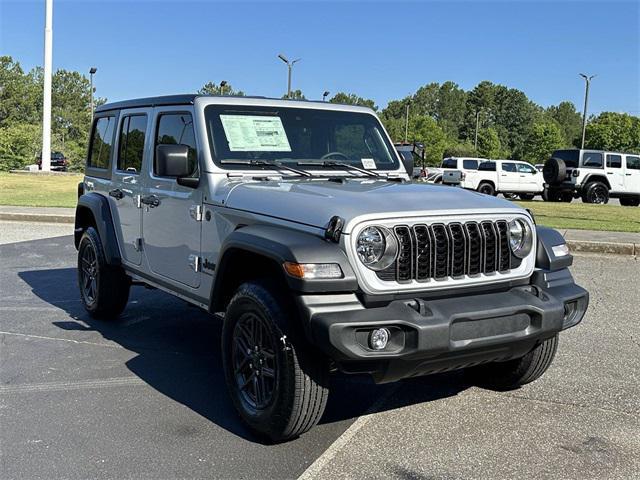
210, 224, 358, 311
580, 174, 610, 190
75, 193, 121, 265
535, 226, 572, 271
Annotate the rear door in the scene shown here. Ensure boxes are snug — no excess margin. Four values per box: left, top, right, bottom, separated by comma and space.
141, 108, 202, 288
110, 109, 149, 266
499, 162, 520, 191
606, 153, 624, 192
624, 155, 640, 193
461, 158, 480, 189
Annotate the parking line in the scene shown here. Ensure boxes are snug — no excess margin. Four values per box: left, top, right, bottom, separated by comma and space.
298, 383, 402, 480
0, 377, 146, 394
0, 330, 121, 349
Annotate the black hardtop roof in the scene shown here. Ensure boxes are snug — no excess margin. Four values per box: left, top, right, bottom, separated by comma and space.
94, 94, 355, 113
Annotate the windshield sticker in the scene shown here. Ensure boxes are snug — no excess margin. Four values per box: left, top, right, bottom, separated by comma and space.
361, 158, 376, 169
220, 115, 292, 152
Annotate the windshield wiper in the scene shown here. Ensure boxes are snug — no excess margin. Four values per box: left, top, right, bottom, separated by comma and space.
220, 159, 312, 177
296, 160, 382, 178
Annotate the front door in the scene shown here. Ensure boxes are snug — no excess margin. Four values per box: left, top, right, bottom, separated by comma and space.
517, 162, 542, 192
606, 154, 625, 193
624, 155, 640, 193
111, 110, 149, 266
500, 162, 520, 191
142, 109, 202, 288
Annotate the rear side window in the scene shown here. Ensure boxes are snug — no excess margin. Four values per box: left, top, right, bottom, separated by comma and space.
88, 116, 115, 169
478, 162, 496, 171
606, 154, 622, 169
118, 115, 147, 173
582, 152, 603, 168
462, 159, 478, 170
154, 113, 198, 177
442, 158, 457, 168
626, 156, 640, 170
501, 162, 516, 172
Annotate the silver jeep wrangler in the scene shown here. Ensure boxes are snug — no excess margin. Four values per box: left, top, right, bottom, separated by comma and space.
75, 95, 589, 441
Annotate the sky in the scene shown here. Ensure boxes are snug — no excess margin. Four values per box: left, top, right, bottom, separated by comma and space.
1, 0, 639, 114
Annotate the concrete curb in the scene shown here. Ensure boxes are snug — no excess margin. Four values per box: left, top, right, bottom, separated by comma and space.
0, 212, 75, 224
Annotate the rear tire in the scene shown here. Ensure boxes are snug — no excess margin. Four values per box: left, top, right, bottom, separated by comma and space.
581, 181, 609, 204
518, 193, 535, 201
620, 197, 640, 207
77, 227, 130, 319
222, 282, 329, 442
477, 182, 496, 196
559, 191, 573, 203
466, 335, 559, 390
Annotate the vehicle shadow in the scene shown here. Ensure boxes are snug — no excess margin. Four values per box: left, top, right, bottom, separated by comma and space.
19, 267, 471, 443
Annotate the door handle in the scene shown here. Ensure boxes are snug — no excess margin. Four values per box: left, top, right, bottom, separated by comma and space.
141, 195, 160, 207
109, 188, 124, 200
625, 173, 632, 176
606, 172, 613, 174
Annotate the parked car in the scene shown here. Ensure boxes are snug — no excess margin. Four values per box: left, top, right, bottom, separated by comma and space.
436, 156, 486, 184
446, 160, 544, 198
74, 94, 589, 442
543, 149, 640, 205
37, 151, 68, 171
534, 164, 544, 172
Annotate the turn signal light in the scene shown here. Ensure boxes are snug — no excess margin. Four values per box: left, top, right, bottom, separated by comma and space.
283, 262, 343, 279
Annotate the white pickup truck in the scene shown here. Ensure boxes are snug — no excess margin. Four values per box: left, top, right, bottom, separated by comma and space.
448, 160, 545, 199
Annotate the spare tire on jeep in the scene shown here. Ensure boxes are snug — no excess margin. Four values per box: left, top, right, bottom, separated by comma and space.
543, 157, 567, 185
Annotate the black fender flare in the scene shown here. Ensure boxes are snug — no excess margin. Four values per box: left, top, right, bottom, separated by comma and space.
581, 174, 611, 190
210, 224, 358, 310
535, 226, 572, 271
75, 193, 121, 265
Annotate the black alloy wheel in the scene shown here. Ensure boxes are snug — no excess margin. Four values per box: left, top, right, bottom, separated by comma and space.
80, 242, 98, 306
232, 312, 278, 411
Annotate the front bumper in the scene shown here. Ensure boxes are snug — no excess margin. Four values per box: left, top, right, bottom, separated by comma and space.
297, 268, 588, 383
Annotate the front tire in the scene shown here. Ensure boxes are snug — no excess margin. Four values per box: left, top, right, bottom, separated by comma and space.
466, 335, 559, 390
222, 282, 329, 442
77, 227, 130, 319
518, 193, 535, 200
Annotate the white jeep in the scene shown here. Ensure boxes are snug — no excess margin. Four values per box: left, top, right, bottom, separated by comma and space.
543, 149, 640, 205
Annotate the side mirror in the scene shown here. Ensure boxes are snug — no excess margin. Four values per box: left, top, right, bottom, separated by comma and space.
400, 153, 414, 177
155, 144, 198, 187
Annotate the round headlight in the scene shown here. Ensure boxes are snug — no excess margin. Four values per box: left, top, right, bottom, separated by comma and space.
356, 226, 398, 271
508, 218, 533, 258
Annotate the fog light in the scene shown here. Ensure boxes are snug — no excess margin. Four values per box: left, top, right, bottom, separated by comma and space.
370, 328, 390, 350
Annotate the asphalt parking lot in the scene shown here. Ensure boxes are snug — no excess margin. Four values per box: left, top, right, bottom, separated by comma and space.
1, 222, 638, 480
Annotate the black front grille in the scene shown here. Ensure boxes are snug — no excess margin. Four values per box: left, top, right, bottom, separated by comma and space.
376, 220, 513, 283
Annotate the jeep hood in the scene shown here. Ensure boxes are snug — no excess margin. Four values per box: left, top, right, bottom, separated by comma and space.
218, 178, 525, 233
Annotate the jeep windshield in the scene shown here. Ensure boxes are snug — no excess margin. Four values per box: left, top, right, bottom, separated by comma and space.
205, 104, 400, 174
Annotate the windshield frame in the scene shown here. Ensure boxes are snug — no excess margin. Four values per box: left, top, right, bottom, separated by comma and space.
202, 102, 402, 174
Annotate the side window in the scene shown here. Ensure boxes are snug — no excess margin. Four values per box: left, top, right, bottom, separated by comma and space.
606, 154, 622, 169
501, 162, 516, 172
88, 116, 115, 169
517, 163, 536, 174
582, 152, 603, 168
155, 113, 198, 177
626, 156, 640, 170
463, 159, 478, 170
117, 115, 147, 173
442, 158, 457, 168
478, 161, 496, 171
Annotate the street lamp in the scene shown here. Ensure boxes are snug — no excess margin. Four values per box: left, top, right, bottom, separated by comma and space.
89, 67, 97, 120
220, 80, 227, 96
322, 91, 330, 102
579, 73, 596, 149
474, 109, 482, 150
41, 0, 54, 172
278, 54, 301, 98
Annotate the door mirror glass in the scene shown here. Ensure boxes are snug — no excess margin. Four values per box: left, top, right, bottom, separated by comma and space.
155, 144, 191, 177
400, 151, 413, 176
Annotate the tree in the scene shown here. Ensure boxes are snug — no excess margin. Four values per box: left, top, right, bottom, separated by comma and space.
443, 141, 477, 158
198, 82, 244, 96
522, 121, 564, 164
408, 116, 448, 166
0, 123, 41, 170
329, 92, 377, 110
476, 128, 502, 159
282, 89, 306, 100
0, 56, 41, 127
547, 101, 582, 146
584, 112, 640, 152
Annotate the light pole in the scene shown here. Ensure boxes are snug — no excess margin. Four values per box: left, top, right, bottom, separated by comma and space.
220, 80, 227, 95
89, 67, 97, 120
579, 73, 595, 149
404, 101, 410, 143
41, 0, 54, 172
474, 109, 481, 150
278, 54, 300, 98
322, 91, 330, 102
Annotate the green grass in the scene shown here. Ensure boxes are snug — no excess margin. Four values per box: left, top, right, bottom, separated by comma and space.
0, 172, 82, 208
516, 200, 640, 233
0, 173, 638, 232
